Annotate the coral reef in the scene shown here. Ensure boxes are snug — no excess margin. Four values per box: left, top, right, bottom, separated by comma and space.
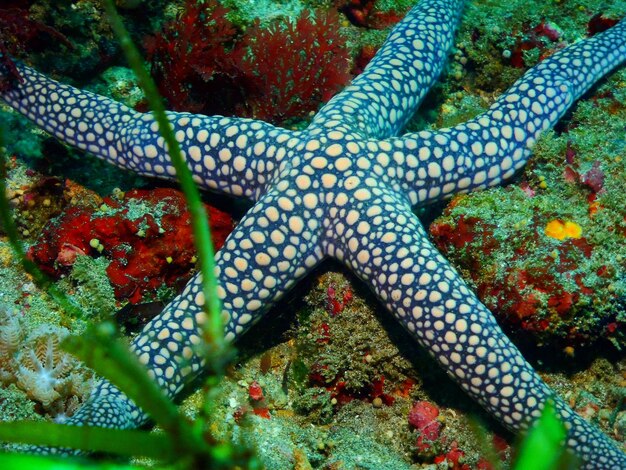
0, 0, 624, 468
429, 69, 626, 348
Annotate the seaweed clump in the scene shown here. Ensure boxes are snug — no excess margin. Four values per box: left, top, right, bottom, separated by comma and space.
145, 0, 352, 125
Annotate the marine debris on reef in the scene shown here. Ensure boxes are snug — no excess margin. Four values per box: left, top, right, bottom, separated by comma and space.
0, 0, 625, 468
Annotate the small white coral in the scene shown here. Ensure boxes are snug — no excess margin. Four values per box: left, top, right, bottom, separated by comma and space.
15, 326, 74, 407
0, 310, 94, 418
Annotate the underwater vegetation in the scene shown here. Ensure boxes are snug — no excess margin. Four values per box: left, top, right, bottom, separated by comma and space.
145, 0, 352, 125
0, 0, 624, 468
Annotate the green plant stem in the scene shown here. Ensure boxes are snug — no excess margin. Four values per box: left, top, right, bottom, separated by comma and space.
102, 0, 225, 359
0, 421, 175, 460
0, 452, 149, 470
512, 399, 568, 470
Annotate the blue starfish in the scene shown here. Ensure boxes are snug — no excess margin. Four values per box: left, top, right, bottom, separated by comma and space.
1, 0, 625, 467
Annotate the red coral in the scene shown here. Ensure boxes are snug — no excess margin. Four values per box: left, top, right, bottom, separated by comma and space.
248, 381, 264, 401
430, 215, 497, 254
240, 9, 351, 123
146, 2, 352, 124
508, 21, 563, 68
434, 442, 469, 469
580, 161, 605, 193
29, 188, 233, 304
325, 284, 353, 315
308, 364, 395, 407
144, 0, 245, 114
370, 376, 394, 406
588, 14, 619, 36
252, 407, 270, 419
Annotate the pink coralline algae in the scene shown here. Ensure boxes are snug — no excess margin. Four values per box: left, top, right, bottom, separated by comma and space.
29, 188, 233, 304
408, 400, 441, 452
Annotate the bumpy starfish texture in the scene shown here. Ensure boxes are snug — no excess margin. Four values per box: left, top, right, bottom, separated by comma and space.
1, 0, 625, 467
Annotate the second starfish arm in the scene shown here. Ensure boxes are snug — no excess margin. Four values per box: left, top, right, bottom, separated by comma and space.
388, 17, 626, 206
328, 189, 624, 468
37, 185, 327, 445
0, 63, 290, 201
310, 0, 464, 140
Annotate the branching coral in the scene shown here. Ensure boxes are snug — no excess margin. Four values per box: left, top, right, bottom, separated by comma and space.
145, 0, 351, 124
240, 9, 352, 123
0, 307, 93, 419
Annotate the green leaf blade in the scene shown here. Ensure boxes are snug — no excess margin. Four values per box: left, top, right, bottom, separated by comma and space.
0, 421, 174, 460
513, 400, 568, 470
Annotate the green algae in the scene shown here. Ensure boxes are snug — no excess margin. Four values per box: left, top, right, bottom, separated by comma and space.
0, 110, 45, 161
87, 66, 145, 109
60, 256, 117, 320
292, 386, 334, 424
0, 385, 41, 424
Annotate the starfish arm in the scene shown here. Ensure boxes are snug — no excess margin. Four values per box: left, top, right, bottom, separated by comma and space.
310, 0, 464, 139
0, 63, 290, 200
33, 187, 325, 451
327, 189, 625, 468
390, 18, 626, 206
